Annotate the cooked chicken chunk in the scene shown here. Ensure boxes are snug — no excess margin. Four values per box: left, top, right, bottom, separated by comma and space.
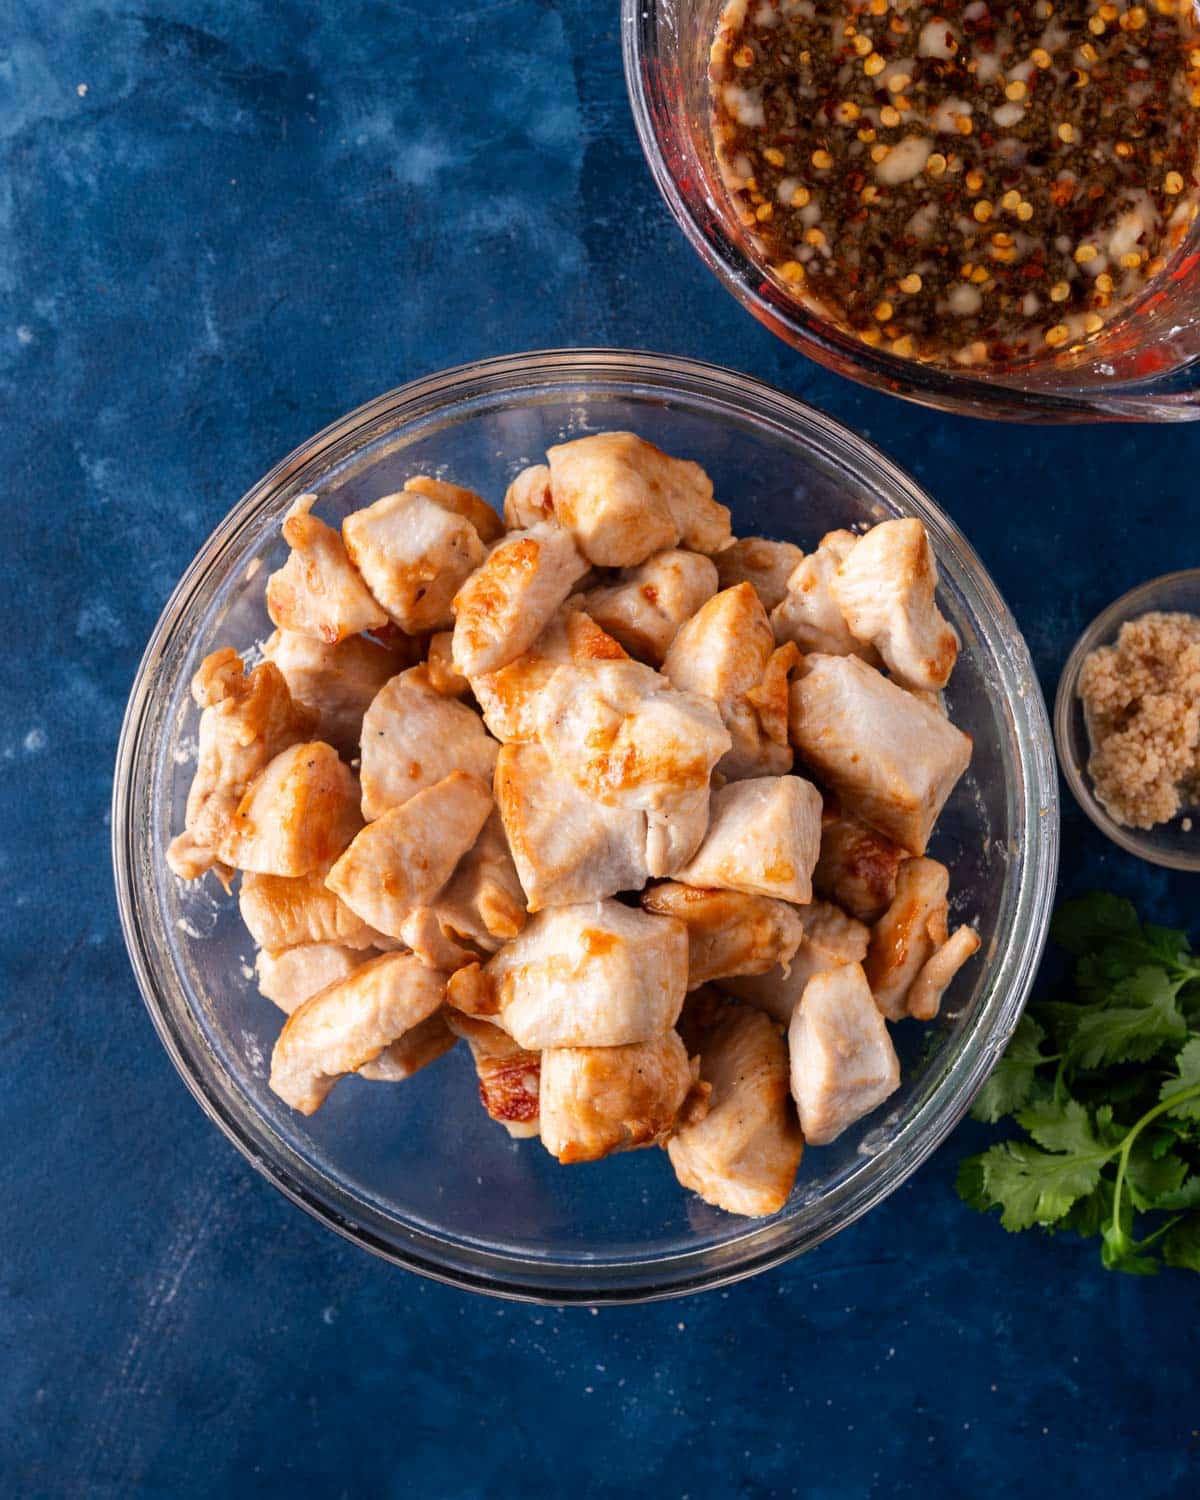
502, 464, 555, 531
813, 804, 906, 923
908, 924, 981, 1022
256, 942, 373, 1015
667, 1003, 803, 1218
263, 629, 414, 756
830, 518, 958, 691
215, 742, 361, 877
269, 953, 446, 1114
326, 771, 494, 940
444, 1012, 541, 1138
723, 900, 870, 1024
663, 582, 794, 779
405, 473, 504, 543
584, 549, 719, 665
788, 963, 900, 1146
451, 522, 588, 677
359, 666, 499, 820
864, 857, 978, 1021
357, 1009, 458, 1082
166, 649, 316, 881
446, 900, 688, 1049
342, 489, 486, 633
240, 867, 386, 950
540, 1032, 706, 1163
425, 631, 469, 697
788, 654, 971, 855
674, 775, 822, 905
715, 537, 804, 613
640, 883, 804, 988
266, 493, 388, 643
546, 432, 732, 566
430, 810, 527, 952
771, 530, 873, 659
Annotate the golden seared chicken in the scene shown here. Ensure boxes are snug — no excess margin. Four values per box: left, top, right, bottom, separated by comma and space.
428, 810, 527, 953
788, 654, 971, 855
358, 665, 499, 820
445, 1012, 541, 1138
662, 582, 796, 779
357, 1010, 458, 1082
262, 629, 413, 756
266, 493, 388, 643
906, 926, 981, 1022
240, 868, 386, 950
446, 899, 688, 1049
326, 771, 494, 940
812, 804, 906, 923
269, 953, 446, 1114
539, 1032, 707, 1164
545, 432, 732, 566
864, 857, 978, 1021
788, 963, 900, 1146
214, 742, 360, 877
424, 632, 469, 697
256, 942, 373, 1014
674, 775, 822, 905
502, 464, 555, 531
166, 649, 316, 882
583, 549, 719, 664
722, 900, 870, 1024
771, 530, 873, 659
715, 536, 804, 614
830, 519, 958, 692
640, 882, 804, 988
404, 474, 504, 543
667, 1002, 803, 1218
450, 522, 589, 677
342, 488, 486, 633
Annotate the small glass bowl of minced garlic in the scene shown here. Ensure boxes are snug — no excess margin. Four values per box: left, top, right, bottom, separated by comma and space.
1056, 570, 1200, 869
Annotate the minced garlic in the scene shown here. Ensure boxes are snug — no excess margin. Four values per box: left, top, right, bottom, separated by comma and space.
1078, 611, 1200, 830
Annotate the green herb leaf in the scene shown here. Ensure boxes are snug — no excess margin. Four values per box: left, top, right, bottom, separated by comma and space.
1066, 968, 1186, 1070
1155, 1177, 1200, 1212
976, 1140, 1107, 1231
970, 1015, 1047, 1123
1125, 1137, 1188, 1212
1159, 1038, 1200, 1122
1050, 893, 1140, 956
1163, 1215, 1200, 1272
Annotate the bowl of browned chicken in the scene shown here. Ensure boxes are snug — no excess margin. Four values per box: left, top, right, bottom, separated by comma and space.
113, 350, 1057, 1302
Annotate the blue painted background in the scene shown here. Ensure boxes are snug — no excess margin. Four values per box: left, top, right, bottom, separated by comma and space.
2, 2, 1198, 1495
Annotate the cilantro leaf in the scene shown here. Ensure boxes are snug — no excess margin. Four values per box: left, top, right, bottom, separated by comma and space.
970, 1015, 1047, 1124
1066, 968, 1186, 1070
1050, 893, 1140, 956
1155, 1177, 1200, 1212
1100, 1219, 1160, 1276
1125, 1137, 1189, 1212
1163, 1215, 1200, 1272
954, 1154, 989, 1212
1159, 1037, 1200, 1122
976, 1139, 1107, 1231
1014, 1097, 1101, 1155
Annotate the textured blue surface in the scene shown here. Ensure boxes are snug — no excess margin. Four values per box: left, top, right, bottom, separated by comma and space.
2, 2, 1199, 1495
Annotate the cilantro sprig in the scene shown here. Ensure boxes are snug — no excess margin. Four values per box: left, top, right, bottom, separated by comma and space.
958, 893, 1200, 1275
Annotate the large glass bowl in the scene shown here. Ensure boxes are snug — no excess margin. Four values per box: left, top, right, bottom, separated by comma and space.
112, 350, 1058, 1303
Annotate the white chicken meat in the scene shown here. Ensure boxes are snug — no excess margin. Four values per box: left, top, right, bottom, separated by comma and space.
583, 549, 719, 665
723, 900, 870, 1024
266, 493, 388, 644
673, 775, 822, 905
788, 962, 900, 1146
715, 536, 805, 613
640, 882, 805, 989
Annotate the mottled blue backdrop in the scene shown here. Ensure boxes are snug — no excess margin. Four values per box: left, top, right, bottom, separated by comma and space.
2, 3, 1198, 1496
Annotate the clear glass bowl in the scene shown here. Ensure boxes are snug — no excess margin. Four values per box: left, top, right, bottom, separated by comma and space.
622, 0, 1200, 423
112, 350, 1059, 1302
1055, 570, 1200, 871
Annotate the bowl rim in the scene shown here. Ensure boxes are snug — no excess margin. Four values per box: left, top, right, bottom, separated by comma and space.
1054, 568, 1200, 872
112, 347, 1059, 1303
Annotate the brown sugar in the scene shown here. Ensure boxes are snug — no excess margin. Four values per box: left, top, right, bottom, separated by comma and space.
1078, 611, 1200, 830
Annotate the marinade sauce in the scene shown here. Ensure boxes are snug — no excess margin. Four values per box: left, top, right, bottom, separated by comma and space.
710, 0, 1200, 368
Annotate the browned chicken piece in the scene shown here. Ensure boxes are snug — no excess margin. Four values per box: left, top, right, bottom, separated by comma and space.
667, 1002, 803, 1218
326, 771, 494, 939
496, 743, 650, 908
640, 882, 804, 988
674, 775, 823, 905
812, 804, 906, 923
771, 530, 875, 660
166, 648, 316, 881
342, 489, 486, 633
425, 631, 469, 697
451, 522, 589, 677
215, 742, 361, 877
357, 1009, 458, 1081
546, 432, 732, 566
788, 653, 972, 856
724, 900, 870, 1024
269, 953, 446, 1114
864, 856, 949, 1020
446, 899, 688, 1050
830, 518, 958, 692
663, 582, 794, 779
359, 665, 499, 820
906, 924, 981, 1021
502, 464, 555, 531
715, 537, 805, 613
788, 963, 900, 1146
430, 810, 528, 952
405, 474, 504, 543
240, 867, 386, 950
540, 1032, 708, 1164
266, 493, 389, 643
256, 942, 374, 1015
444, 1011, 541, 1138
583, 549, 719, 665
262, 629, 414, 756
